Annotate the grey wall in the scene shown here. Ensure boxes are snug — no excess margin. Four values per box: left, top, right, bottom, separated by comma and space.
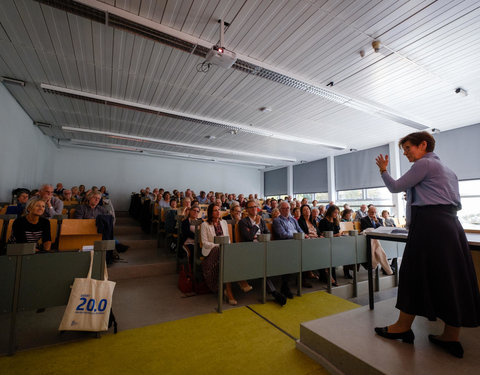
0, 83, 262, 209
0, 83, 55, 201
51, 147, 262, 210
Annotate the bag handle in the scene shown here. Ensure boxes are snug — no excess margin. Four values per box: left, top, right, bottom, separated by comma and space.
86, 251, 110, 281
86, 250, 94, 279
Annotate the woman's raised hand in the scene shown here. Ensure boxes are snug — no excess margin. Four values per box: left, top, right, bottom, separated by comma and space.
375, 154, 389, 173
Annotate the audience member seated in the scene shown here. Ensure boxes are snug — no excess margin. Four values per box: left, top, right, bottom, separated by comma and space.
381, 210, 396, 227
318, 205, 326, 219
239, 200, 269, 243
272, 201, 302, 299
200, 204, 236, 304
298, 204, 321, 287
355, 204, 368, 221
238, 194, 246, 208
73, 191, 109, 219
9, 198, 51, 252
61, 189, 73, 201
29, 189, 40, 198
318, 205, 341, 285
341, 208, 353, 222
71, 186, 81, 202
312, 200, 318, 207
271, 208, 280, 219
158, 191, 171, 208
100, 185, 109, 198
144, 187, 156, 201
165, 198, 178, 234
180, 197, 192, 216
223, 199, 267, 295
54, 182, 64, 196
361, 206, 393, 275
6, 189, 29, 216
292, 206, 301, 220
222, 203, 242, 223
180, 206, 200, 264
263, 198, 272, 213
39, 184, 64, 218
220, 195, 230, 210
78, 184, 86, 199
197, 191, 208, 204
311, 207, 321, 224
360, 206, 384, 230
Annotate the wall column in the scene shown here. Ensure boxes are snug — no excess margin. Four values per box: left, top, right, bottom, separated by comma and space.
388, 141, 405, 218
287, 165, 293, 197
327, 156, 335, 202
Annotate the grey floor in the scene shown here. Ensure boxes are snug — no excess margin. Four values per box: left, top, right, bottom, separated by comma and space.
0, 213, 397, 355
299, 298, 480, 374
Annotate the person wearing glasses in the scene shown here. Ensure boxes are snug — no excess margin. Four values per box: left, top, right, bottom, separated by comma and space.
375, 131, 480, 357
238, 200, 286, 305
223, 202, 242, 223
272, 201, 304, 299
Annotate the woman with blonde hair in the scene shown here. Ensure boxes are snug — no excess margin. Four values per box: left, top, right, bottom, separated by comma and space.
10, 198, 52, 252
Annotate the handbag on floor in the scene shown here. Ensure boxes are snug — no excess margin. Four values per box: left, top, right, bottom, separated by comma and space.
178, 263, 193, 294
59, 251, 116, 332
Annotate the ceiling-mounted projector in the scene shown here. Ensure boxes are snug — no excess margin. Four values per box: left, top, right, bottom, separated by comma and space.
205, 46, 237, 69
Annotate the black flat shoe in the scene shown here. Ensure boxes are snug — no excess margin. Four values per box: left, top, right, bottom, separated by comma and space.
271, 291, 287, 306
428, 335, 463, 358
374, 327, 415, 343
281, 285, 294, 299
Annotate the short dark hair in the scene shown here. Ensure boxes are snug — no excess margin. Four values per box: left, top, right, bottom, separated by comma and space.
399, 131, 435, 152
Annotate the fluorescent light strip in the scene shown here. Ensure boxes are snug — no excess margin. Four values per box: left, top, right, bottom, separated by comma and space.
62, 126, 295, 162
64, 140, 270, 168
41, 83, 346, 149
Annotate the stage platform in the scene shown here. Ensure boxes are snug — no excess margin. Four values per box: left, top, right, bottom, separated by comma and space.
297, 298, 480, 374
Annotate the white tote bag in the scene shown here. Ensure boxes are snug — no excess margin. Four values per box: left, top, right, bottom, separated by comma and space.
59, 251, 116, 332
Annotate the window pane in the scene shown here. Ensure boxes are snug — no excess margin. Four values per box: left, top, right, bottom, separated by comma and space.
337, 189, 362, 200
459, 180, 480, 196
459, 197, 480, 225
366, 187, 392, 201
314, 192, 329, 201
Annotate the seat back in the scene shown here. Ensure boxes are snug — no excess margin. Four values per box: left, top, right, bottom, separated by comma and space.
340, 221, 354, 232
234, 223, 241, 243
6, 219, 14, 242
353, 221, 362, 232
227, 223, 233, 243
49, 219, 58, 243
265, 222, 274, 240
58, 219, 102, 251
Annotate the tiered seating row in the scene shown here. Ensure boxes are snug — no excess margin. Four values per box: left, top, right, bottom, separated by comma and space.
0, 217, 102, 253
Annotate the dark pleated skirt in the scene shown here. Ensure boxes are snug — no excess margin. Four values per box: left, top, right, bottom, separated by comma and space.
396, 205, 480, 327
202, 246, 220, 293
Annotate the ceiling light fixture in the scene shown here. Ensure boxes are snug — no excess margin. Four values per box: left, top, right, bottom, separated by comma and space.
41, 83, 346, 149
0, 76, 25, 86
33, 121, 52, 128
61, 126, 297, 162
61, 139, 271, 168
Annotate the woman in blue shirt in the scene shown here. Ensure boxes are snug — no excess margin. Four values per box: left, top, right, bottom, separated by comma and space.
375, 131, 480, 358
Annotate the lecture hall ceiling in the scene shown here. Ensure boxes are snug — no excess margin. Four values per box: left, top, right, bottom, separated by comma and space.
1, 0, 479, 168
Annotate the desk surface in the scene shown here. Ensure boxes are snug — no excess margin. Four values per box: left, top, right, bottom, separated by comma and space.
365, 231, 480, 250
